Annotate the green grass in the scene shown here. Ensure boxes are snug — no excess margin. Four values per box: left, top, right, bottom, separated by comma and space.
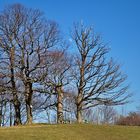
0, 124, 140, 140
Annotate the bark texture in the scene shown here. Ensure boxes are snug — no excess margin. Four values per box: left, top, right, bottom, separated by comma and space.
56, 85, 64, 124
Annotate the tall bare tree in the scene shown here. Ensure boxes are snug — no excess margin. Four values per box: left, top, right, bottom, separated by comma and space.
0, 4, 59, 124
0, 5, 22, 125
39, 50, 72, 123
71, 23, 130, 123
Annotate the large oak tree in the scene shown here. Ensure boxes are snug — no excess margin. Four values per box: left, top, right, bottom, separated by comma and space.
71, 23, 130, 123
0, 4, 59, 124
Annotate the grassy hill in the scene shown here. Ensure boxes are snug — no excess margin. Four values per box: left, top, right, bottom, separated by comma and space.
0, 124, 140, 140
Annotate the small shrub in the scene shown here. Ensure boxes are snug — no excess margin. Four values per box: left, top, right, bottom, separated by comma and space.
116, 112, 140, 126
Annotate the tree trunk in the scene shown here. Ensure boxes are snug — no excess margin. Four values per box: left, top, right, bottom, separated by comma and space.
11, 76, 21, 126
9, 102, 12, 126
76, 94, 83, 123
0, 101, 3, 127
12, 84, 21, 125
13, 97, 21, 125
76, 55, 85, 123
56, 85, 64, 124
10, 47, 21, 126
77, 110, 82, 123
25, 81, 33, 124
46, 110, 51, 124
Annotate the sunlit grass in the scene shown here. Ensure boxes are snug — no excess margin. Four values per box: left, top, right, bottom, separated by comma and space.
0, 124, 140, 140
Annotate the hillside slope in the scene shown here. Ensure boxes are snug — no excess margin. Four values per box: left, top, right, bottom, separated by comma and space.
0, 124, 140, 140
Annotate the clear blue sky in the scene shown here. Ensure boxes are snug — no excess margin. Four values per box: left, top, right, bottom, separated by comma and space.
0, 0, 140, 112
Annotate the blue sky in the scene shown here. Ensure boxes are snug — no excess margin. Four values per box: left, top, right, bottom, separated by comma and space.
0, 0, 140, 112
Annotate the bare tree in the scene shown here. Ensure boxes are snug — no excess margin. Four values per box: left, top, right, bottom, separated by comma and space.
0, 4, 59, 124
0, 4, 131, 126
39, 50, 72, 123
71, 23, 130, 123
100, 105, 117, 124
82, 106, 117, 124
0, 5, 22, 125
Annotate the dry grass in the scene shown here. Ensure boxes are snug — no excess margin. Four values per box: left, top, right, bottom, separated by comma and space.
0, 124, 140, 140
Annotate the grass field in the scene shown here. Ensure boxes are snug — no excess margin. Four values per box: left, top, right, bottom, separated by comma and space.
0, 124, 140, 140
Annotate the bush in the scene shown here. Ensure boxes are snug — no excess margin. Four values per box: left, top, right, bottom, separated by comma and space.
116, 112, 140, 126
